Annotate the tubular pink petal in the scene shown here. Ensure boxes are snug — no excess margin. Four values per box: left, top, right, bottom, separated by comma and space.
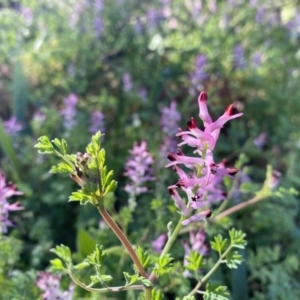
181, 209, 212, 226
168, 188, 189, 215
198, 91, 212, 126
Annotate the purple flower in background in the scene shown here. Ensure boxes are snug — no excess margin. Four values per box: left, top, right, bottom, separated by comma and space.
94, 17, 103, 36
138, 86, 148, 102
182, 229, 208, 277
255, 7, 265, 23
233, 44, 246, 69
147, 9, 162, 30
0, 173, 23, 234
124, 141, 155, 209
286, 11, 300, 38
189, 55, 208, 95
60, 93, 78, 132
122, 72, 133, 92
94, 0, 104, 12
32, 111, 46, 124
182, 229, 208, 257
253, 132, 268, 149
69, 1, 85, 28
160, 101, 181, 136
159, 101, 181, 164
252, 51, 262, 68
166, 92, 243, 226
208, 0, 217, 13
89, 110, 105, 134
36, 272, 74, 300
134, 18, 143, 34
159, 137, 178, 163
20, 6, 33, 24
3, 116, 23, 135
152, 233, 167, 253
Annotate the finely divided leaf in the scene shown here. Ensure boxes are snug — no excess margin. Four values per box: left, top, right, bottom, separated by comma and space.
50, 163, 74, 174
204, 282, 230, 300
185, 251, 204, 272
225, 251, 244, 269
34, 136, 54, 154
211, 234, 228, 255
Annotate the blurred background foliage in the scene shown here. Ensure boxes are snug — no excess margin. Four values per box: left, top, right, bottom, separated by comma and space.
1, 0, 300, 299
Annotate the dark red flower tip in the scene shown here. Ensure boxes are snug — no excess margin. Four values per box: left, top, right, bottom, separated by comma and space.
199, 91, 208, 102
192, 193, 202, 201
221, 159, 227, 166
206, 209, 212, 218
225, 104, 238, 116
221, 191, 227, 197
6, 182, 17, 190
209, 163, 219, 174
227, 167, 239, 175
187, 117, 197, 129
167, 153, 176, 161
168, 188, 175, 196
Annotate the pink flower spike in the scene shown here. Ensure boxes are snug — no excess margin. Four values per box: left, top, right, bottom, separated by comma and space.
182, 209, 212, 226
198, 91, 212, 127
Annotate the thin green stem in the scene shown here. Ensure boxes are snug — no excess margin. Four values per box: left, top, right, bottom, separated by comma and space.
187, 246, 233, 296
68, 271, 144, 293
149, 214, 185, 282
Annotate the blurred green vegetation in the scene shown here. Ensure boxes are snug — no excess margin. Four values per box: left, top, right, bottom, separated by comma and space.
1, 0, 300, 299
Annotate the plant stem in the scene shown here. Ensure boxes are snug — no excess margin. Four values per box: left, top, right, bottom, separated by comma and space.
97, 205, 147, 278
187, 246, 233, 296
68, 271, 144, 293
212, 194, 265, 222
149, 214, 185, 282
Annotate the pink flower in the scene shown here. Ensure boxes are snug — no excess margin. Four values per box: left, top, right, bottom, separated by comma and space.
124, 141, 155, 209
60, 93, 78, 132
0, 173, 23, 233
3, 116, 23, 135
182, 229, 208, 277
36, 272, 74, 300
166, 92, 243, 226
152, 234, 167, 253
89, 110, 105, 134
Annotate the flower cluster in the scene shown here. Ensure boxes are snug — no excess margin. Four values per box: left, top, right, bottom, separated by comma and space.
182, 229, 208, 277
160, 101, 181, 136
124, 140, 155, 209
89, 110, 105, 134
122, 72, 133, 92
159, 101, 182, 162
3, 116, 23, 135
189, 54, 208, 95
0, 173, 23, 233
60, 93, 78, 133
166, 91, 243, 226
36, 272, 74, 300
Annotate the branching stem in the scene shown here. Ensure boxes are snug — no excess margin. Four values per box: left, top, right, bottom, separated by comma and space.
187, 245, 233, 296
